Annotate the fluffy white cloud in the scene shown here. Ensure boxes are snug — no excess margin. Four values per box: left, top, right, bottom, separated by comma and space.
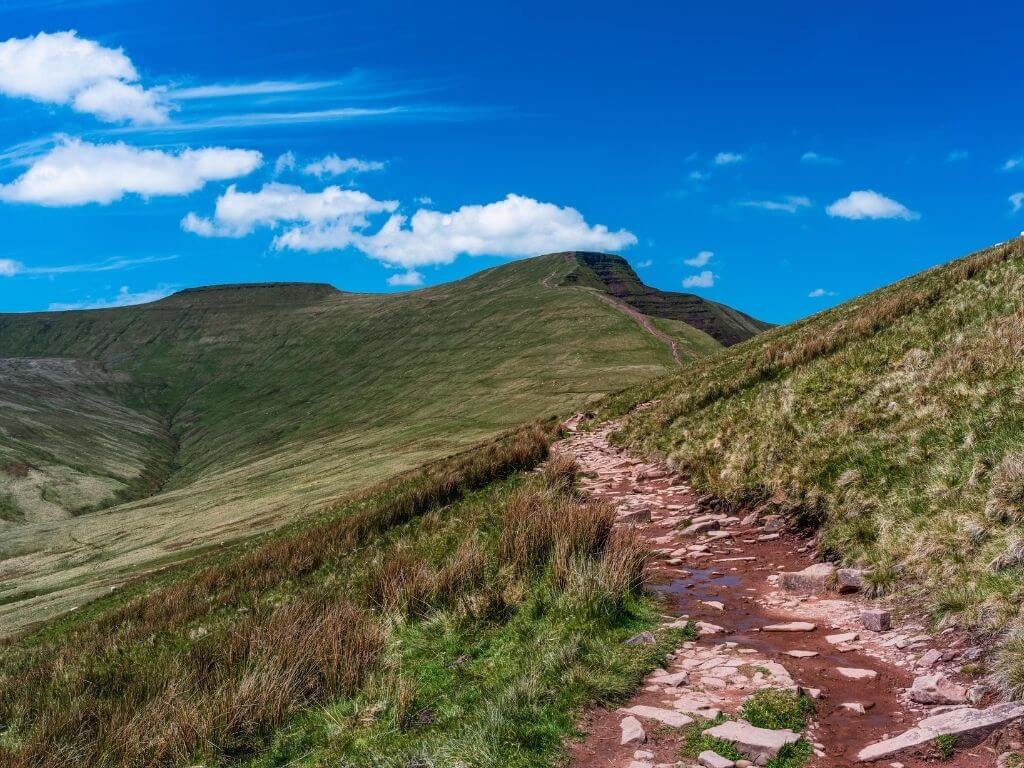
387, 270, 424, 287
801, 151, 838, 165
48, 284, 175, 311
182, 183, 397, 238
826, 190, 919, 221
739, 196, 811, 214
302, 154, 385, 177
0, 30, 168, 124
714, 152, 743, 165
0, 138, 262, 206
682, 270, 716, 288
808, 288, 836, 298
352, 194, 637, 268
184, 189, 636, 269
685, 250, 712, 267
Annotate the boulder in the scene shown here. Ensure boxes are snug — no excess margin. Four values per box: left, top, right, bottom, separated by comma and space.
698, 750, 736, 768
860, 608, 891, 632
620, 715, 646, 745
909, 673, 968, 705
703, 720, 800, 764
780, 563, 836, 594
837, 568, 867, 593
856, 702, 1024, 762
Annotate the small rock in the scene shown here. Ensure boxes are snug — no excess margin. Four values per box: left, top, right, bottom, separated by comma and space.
780, 563, 836, 594
861, 608, 892, 632
698, 750, 735, 768
918, 649, 942, 668
837, 667, 878, 681
909, 673, 968, 705
826, 631, 860, 645
620, 716, 646, 745
703, 600, 725, 611
837, 567, 867, 593
763, 621, 816, 632
841, 702, 867, 714
786, 650, 819, 658
625, 631, 656, 646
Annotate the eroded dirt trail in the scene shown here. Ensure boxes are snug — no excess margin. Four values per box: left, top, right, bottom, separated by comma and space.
557, 420, 991, 768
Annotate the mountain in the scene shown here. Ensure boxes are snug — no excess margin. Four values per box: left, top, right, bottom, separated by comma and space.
0, 251, 764, 633
605, 237, 1024, 692
559, 251, 772, 346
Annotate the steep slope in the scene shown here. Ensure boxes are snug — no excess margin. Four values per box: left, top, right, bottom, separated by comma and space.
559, 251, 772, 345
604, 237, 1024, 690
0, 251, 746, 633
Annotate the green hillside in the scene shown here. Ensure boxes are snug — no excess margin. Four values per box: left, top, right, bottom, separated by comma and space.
603, 237, 1024, 690
0, 251, 751, 634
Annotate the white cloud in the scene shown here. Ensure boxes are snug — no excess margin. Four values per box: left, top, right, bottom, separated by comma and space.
684, 250, 713, 267
826, 190, 919, 221
1004, 157, 1022, 172
946, 150, 970, 162
168, 80, 339, 100
47, 284, 174, 311
387, 269, 423, 287
0, 30, 168, 124
1010, 193, 1024, 214
739, 196, 811, 213
808, 288, 836, 298
415, 195, 434, 205
0, 258, 21, 276
351, 194, 637, 269
0, 137, 261, 206
801, 151, 838, 165
635, 259, 653, 268
302, 154, 385, 177
682, 270, 716, 289
689, 170, 709, 181
273, 151, 296, 176
182, 182, 397, 238
1, 254, 176, 276
714, 152, 743, 165
184, 189, 636, 270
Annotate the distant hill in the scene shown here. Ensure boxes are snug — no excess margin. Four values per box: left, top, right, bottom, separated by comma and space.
0, 250, 764, 633
559, 251, 772, 346
605, 238, 1024, 688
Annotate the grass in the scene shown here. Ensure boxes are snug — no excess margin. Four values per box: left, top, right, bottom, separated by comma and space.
0, 252, 734, 634
602, 237, 1024, 694
0, 422, 674, 767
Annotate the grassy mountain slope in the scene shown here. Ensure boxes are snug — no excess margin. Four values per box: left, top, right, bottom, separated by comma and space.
559, 251, 773, 345
0, 251, 745, 634
0, 422, 688, 768
604, 237, 1024, 686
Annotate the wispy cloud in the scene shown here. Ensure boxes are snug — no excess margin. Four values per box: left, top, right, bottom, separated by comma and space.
808, 287, 836, 298
946, 150, 970, 162
0, 254, 177, 277
1003, 157, 1022, 172
1010, 192, 1024, 214
801, 151, 839, 165
635, 259, 653, 268
739, 195, 811, 214
302, 154, 385, 177
48, 283, 176, 311
714, 152, 744, 165
168, 80, 342, 100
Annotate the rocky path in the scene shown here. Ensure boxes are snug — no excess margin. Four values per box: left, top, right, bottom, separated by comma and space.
556, 419, 1018, 768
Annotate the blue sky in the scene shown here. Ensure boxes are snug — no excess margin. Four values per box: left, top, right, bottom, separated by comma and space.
0, 0, 1022, 322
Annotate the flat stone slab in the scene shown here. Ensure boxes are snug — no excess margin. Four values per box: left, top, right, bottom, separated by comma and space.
764, 621, 816, 632
780, 563, 835, 594
703, 720, 800, 762
623, 705, 694, 729
785, 649, 819, 658
698, 750, 735, 768
857, 702, 1024, 762
837, 667, 878, 681
826, 631, 860, 645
